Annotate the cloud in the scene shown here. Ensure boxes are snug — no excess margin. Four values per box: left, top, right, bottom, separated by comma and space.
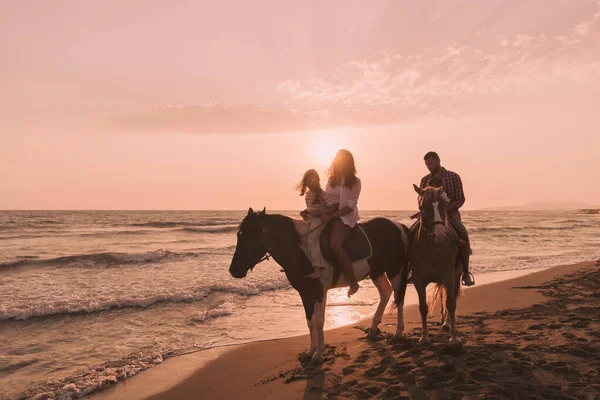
112, 104, 342, 134
115, 4, 600, 134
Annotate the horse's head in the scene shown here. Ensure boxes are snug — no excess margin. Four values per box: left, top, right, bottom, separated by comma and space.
414, 184, 447, 245
229, 207, 269, 278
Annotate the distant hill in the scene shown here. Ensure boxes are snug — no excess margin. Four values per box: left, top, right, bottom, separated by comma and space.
481, 201, 600, 211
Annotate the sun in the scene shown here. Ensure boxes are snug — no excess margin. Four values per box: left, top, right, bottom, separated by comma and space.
314, 135, 345, 167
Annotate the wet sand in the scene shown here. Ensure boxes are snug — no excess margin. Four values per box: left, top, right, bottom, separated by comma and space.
93, 260, 600, 400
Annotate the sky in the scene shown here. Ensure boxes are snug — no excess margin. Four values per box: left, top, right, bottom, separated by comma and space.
1, 0, 599, 210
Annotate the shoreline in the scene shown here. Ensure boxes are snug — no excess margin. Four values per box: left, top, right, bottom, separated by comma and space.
88, 261, 597, 400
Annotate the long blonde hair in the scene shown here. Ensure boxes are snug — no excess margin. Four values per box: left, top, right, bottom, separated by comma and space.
296, 169, 325, 203
327, 149, 357, 189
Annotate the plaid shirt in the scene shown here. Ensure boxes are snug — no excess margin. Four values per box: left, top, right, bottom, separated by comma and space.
420, 168, 465, 223
305, 189, 333, 214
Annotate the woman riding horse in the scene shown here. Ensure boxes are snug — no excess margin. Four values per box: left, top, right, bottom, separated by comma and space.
320, 150, 362, 297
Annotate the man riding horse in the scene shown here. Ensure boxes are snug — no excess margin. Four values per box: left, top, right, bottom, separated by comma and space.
417, 151, 475, 286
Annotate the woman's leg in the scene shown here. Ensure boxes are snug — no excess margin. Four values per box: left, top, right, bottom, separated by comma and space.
331, 219, 360, 296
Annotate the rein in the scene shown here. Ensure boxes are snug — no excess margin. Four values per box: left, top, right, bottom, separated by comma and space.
299, 221, 325, 239
246, 218, 274, 271
245, 216, 324, 272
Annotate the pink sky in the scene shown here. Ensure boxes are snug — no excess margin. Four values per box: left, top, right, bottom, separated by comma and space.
1, 0, 599, 210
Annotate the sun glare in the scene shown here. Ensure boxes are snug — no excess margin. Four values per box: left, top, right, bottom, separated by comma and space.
314, 135, 346, 167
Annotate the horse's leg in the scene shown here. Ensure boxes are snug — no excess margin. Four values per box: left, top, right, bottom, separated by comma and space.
312, 295, 328, 363
447, 273, 462, 346
390, 269, 408, 337
415, 282, 430, 344
441, 289, 450, 332
301, 294, 317, 359
369, 272, 392, 337
306, 316, 317, 358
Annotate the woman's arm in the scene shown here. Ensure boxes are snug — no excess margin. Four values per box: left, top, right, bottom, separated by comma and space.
322, 179, 361, 221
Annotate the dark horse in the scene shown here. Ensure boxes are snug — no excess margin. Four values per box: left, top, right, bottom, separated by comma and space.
230, 208, 410, 363
410, 185, 463, 346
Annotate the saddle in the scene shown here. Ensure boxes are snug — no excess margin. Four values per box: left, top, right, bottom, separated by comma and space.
319, 221, 373, 283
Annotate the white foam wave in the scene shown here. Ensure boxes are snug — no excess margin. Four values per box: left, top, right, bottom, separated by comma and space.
193, 301, 235, 323
0, 276, 290, 320
16, 351, 166, 400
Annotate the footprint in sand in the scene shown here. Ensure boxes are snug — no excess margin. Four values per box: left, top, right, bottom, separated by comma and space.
354, 353, 369, 364
364, 364, 388, 377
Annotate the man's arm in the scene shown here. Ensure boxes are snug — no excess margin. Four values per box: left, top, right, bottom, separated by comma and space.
447, 173, 465, 210
416, 175, 428, 210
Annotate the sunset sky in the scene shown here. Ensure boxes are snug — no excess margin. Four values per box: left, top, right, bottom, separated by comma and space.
1, 0, 599, 210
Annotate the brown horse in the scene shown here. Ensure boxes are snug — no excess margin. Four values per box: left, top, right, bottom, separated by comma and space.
229, 208, 410, 363
410, 184, 463, 346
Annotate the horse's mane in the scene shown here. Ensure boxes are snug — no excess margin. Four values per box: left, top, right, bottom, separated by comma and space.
263, 213, 301, 243
238, 212, 302, 245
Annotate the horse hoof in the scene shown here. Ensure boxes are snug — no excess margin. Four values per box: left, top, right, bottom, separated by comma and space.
311, 354, 324, 365
390, 335, 409, 346
449, 338, 462, 347
419, 337, 431, 346
300, 349, 316, 362
367, 327, 381, 339
441, 324, 450, 333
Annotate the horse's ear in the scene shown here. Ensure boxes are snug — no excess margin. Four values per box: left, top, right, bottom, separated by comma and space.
261, 207, 266, 214
248, 207, 254, 215
413, 184, 424, 196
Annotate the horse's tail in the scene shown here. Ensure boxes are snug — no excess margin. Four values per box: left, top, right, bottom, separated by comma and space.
429, 283, 447, 315
390, 262, 409, 311
390, 221, 411, 311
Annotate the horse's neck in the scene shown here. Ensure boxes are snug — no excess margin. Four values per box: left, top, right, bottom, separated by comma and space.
291, 217, 320, 236
264, 215, 312, 278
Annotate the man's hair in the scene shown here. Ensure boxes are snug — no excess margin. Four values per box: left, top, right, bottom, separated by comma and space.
423, 151, 440, 162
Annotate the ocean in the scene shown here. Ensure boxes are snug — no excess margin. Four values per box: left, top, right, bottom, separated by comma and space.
1, 210, 599, 399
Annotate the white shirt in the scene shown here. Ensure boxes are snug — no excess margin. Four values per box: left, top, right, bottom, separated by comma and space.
326, 177, 362, 228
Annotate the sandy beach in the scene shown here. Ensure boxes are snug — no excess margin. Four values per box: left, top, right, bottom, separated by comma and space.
88, 260, 600, 400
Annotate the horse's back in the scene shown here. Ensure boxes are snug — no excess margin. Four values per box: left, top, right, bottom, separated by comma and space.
359, 217, 408, 244
359, 217, 410, 263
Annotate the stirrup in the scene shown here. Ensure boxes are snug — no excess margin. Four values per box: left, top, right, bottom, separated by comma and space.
462, 272, 475, 286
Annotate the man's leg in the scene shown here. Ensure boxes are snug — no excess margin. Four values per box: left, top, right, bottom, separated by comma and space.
452, 221, 474, 286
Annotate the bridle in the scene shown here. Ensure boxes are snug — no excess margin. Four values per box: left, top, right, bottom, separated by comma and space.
236, 216, 274, 272
418, 194, 447, 242
236, 213, 325, 272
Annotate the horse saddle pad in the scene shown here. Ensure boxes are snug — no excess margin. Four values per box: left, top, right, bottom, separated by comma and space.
319, 222, 373, 268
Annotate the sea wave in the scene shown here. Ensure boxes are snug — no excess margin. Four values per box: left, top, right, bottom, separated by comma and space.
473, 251, 600, 273
1, 246, 241, 270
0, 278, 291, 320
14, 351, 167, 400
178, 225, 239, 234
193, 301, 235, 323
0, 249, 179, 269
131, 220, 240, 228
471, 224, 594, 233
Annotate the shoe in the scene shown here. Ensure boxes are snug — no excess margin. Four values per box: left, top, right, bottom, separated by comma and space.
462, 272, 475, 286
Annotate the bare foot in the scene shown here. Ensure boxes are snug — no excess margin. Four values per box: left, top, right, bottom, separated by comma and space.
347, 282, 360, 297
